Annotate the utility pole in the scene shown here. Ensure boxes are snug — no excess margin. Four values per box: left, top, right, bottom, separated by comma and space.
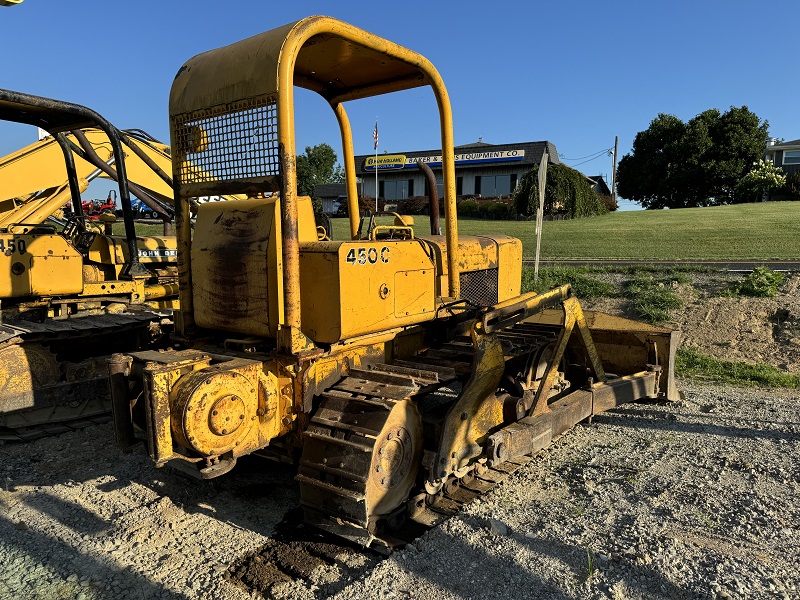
611, 135, 618, 206
373, 118, 379, 212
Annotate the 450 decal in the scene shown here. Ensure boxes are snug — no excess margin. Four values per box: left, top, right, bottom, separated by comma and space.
0, 238, 27, 255
345, 246, 390, 265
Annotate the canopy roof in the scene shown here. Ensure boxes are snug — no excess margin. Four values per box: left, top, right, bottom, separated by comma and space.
170, 16, 436, 115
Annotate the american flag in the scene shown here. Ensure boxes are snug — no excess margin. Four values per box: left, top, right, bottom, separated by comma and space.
373, 121, 378, 150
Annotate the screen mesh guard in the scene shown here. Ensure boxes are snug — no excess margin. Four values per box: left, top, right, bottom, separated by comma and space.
171, 95, 280, 198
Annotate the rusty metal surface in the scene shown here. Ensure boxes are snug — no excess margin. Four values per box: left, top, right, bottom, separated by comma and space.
191, 197, 279, 338
167, 14, 462, 335
279, 142, 301, 334
109, 353, 136, 449
590, 370, 658, 413
416, 161, 440, 235
102, 15, 684, 553
481, 285, 571, 334
0, 374, 109, 415
119, 349, 295, 474
297, 366, 435, 545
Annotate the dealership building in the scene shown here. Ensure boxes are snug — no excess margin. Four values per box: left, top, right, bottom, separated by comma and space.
353, 140, 560, 201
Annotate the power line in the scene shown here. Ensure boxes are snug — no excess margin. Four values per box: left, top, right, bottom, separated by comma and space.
571, 152, 613, 167
559, 147, 613, 161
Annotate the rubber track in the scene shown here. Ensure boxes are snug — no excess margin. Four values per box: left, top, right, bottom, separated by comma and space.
0, 414, 113, 442
298, 325, 557, 548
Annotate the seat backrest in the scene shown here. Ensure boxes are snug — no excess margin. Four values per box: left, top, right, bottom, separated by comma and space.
191, 197, 282, 338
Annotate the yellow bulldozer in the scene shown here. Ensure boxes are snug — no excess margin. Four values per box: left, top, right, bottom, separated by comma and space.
0, 90, 183, 439
109, 16, 680, 548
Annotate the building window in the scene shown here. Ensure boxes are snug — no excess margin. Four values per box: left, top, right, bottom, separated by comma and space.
477, 175, 512, 197
380, 179, 409, 200
423, 177, 445, 198
784, 150, 800, 165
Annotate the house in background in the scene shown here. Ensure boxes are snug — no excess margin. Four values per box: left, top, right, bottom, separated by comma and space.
587, 175, 611, 196
765, 138, 800, 176
354, 140, 559, 201
313, 183, 347, 213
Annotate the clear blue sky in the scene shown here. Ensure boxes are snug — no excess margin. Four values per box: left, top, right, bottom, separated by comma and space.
1, 0, 797, 209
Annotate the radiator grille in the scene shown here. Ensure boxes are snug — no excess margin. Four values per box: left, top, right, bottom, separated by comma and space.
172, 95, 279, 190
460, 268, 499, 307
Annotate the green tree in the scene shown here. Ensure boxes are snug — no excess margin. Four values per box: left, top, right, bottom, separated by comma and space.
295, 143, 345, 198
735, 159, 787, 202
617, 106, 769, 209
514, 162, 606, 218
616, 113, 686, 209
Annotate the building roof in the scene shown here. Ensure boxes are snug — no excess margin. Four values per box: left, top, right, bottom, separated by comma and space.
313, 183, 346, 198
354, 140, 560, 176
454, 141, 493, 149
771, 138, 800, 150
587, 175, 611, 196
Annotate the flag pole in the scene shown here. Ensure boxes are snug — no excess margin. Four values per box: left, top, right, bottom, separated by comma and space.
374, 117, 379, 212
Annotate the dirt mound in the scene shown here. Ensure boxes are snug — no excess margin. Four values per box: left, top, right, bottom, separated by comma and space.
584, 272, 800, 372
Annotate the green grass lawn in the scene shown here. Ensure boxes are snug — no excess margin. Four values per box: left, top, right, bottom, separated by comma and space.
134, 201, 800, 260
329, 202, 800, 260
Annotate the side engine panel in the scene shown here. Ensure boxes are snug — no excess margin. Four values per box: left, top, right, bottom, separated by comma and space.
0, 233, 83, 297
299, 239, 437, 344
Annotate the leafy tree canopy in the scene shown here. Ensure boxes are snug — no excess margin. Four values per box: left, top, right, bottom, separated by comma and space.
296, 143, 345, 198
513, 162, 607, 219
617, 106, 769, 209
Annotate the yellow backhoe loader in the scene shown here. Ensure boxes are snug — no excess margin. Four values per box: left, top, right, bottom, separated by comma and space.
0, 90, 184, 440
0, 127, 176, 229
109, 16, 680, 548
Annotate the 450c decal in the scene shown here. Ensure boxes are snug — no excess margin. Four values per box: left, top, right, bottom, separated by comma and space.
345, 246, 390, 265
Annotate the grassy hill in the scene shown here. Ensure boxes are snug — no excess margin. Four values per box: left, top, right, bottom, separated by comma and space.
135, 201, 800, 260
331, 202, 800, 260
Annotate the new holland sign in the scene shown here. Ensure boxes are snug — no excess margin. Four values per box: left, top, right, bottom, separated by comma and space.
364, 154, 407, 171
364, 149, 525, 171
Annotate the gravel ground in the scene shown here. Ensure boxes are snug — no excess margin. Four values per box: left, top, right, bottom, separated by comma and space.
1, 382, 798, 600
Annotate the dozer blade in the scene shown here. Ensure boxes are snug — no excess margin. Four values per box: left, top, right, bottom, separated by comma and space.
430, 286, 680, 491
524, 308, 681, 401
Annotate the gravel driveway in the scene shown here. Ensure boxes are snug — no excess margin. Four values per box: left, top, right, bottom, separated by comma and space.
0, 382, 797, 600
